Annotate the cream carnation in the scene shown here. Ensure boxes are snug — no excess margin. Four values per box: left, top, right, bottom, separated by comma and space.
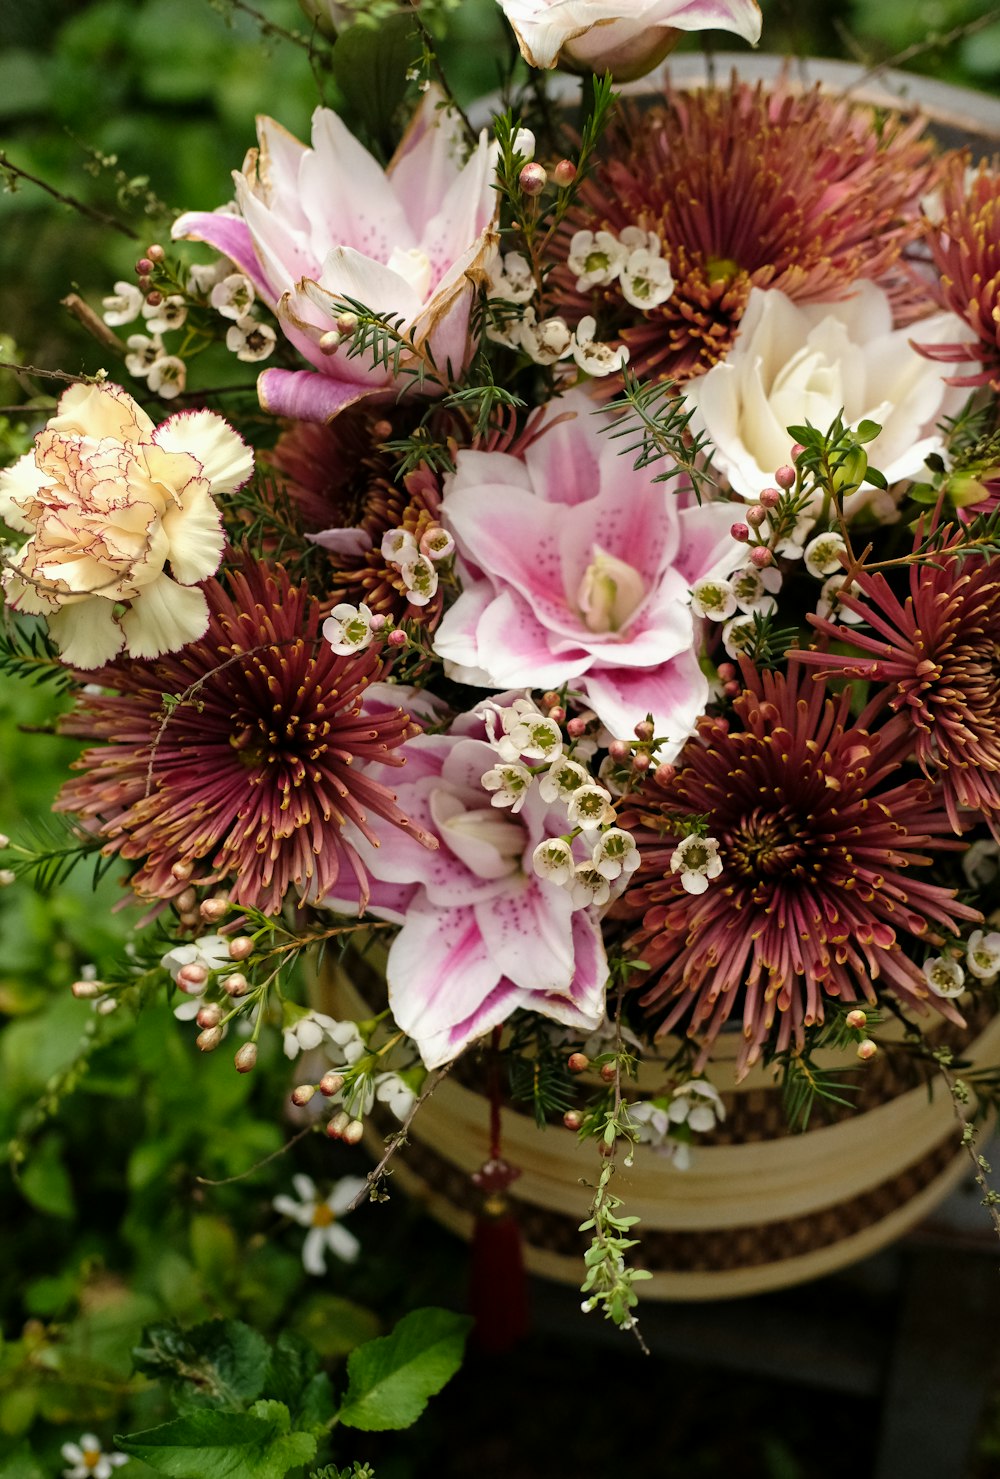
0, 382, 252, 668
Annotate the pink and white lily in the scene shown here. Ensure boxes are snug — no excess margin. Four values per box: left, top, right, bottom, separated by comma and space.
173, 92, 498, 423
496, 0, 762, 80
432, 391, 738, 752
325, 699, 608, 1069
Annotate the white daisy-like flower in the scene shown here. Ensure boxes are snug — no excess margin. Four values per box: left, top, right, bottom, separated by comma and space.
731, 563, 781, 613
571, 316, 629, 377
323, 602, 375, 655
146, 355, 187, 398
282, 1012, 366, 1061
375, 1071, 416, 1121
225, 315, 277, 363
273, 1173, 367, 1273
569, 862, 612, 909
187, 260, 231, 296
101, 281, 144, 327
670, 833, 723, 895
963, 840, 1000, 891
566, 784, 615, 837
668, 1078, 726, 1133
590, 827, 640, 881
817, 574, 865, 625
690, 577, 737, 621
533, 836, 576, 886
61, 1433, 128, 1479
397, 548, 439, 606
161, 934, 230, 983
923, 955, 965, 999
537, 755, 589, 804
567, 229, 628, 290
481, 761, 534, 812
143, 294, 188, 334
488, 250, 536, 306
804, 531, 848, 580
619, 244, 673, 310
518, 308, 574, 365
721, 612, 758, 661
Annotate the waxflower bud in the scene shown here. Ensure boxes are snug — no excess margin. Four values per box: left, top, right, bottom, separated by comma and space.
548, 705, 566, 724
179, 910, 200, 931
731, 522, 750, 543
177, 962, 208, 990
653, 761, 676, 787
563, 1109, 584, 1130
136, 257, 154, 276
343, 1118, 365, 1145
634, 720, 654, 742
857, 1038, 878, 1061
228, 935, 254, 961
845, 1009, 867, 1030
171, 859, 194, 881
318, 329, 341, 354
175, 886, 197, 913
568, 1052, 589, 1073
320, 1070, 345, 1096
0, 833, 9, 848
326, 1110, 350, 1139
717, 663, 736, 682
519, 162, 547, 196
566, 716, 588, 738
791, 442, 805, 460
750, 546, 773, 568
759, 486, 781, 509
146, 243, 165, 262
745, 504, 766, 528
222, 971, 248, 997
387, 628, 407, 648
599, 1062, 617, 1083
200, 896, 229, 923
632, 751, 651, 772
145, 289, 163, 308
196, 1003, 223, 1028
196, 1026, 223, 1052
292, 1084, 315, 1106
608, 739, 630, 762
137, 275, 152, 293
335, 311, 358, 335
774, 465, 796, 489
0, 869, 15, 887
71, 979, 101, 999
553, 159, 577, 187
234, 1042, 258, 1073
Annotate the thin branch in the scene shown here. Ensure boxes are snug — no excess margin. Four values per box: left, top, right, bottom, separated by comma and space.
408, 1, 476, 143
347, 1063, 450, 1211
195, 1123, 313, 1186
0, 360, 92, 386
215, 0, 317, 51
847, 8, 1000, 90
61, 294, 125, 357
0, 150, 139, 238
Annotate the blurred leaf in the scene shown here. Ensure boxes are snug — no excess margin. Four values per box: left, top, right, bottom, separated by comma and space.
118, 1399, 316, 1478
337, 1307, 471, 1432
329, 15, 420, 157
133, 1319, 271, 1412
0, 52, 50, 118
0, 1441, 46, 1478
293, 1294, 380, 1359
18, 1135, 75, 1219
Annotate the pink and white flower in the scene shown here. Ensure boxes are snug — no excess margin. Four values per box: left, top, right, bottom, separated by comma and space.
432, 391, 737, 751
0, 383, 252, 668
173, 92, 498, 424
496, 0, 762, 80
326, 702, 608, 1069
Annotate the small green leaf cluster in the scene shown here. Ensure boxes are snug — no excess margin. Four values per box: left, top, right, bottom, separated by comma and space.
787, 412, 888, 504
603, 370, 717, 501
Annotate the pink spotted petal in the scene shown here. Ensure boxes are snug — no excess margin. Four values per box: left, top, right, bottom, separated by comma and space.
474, 871, 576, 995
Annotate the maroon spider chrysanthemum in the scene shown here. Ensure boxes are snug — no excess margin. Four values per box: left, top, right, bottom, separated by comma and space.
800, 551, 1000, 839
263, 412, 444, 625
917, 157, 1000, 390
616, 664, 977, 1075
55, 558, 434, 913
552, 81, 937, 386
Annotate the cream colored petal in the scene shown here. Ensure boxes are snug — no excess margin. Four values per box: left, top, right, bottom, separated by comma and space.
47, 598, 125, 668
49, 382, 154, 444
153, 410, 254, 497
120, 574, 209, 659
161, 482, 225, 585
0, 451, 51, 532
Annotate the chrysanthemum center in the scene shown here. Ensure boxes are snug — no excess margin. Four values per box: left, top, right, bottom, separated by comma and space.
726, 811, 805, 878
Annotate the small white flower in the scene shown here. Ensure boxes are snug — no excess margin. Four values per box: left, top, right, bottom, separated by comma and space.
381, 527, 417, 564
923, 955, 965, 999
571, 316, 629, 377
101, 280, 144, 327
690, 577, 737, 622
569, 862, 612, 909
533, 836, 576, 886
670, 833, 723, 895
143, 294, 188, 334
731, 564, 781, 613
282, 1010, 350, 1060
771, 511, 816, 559
187, 260, 231, 295
538, 756, 589, 804
628, 1099, 671, 1145
61, 1434, 128, 1479
567, 784, 615, 836
481, 762, 534, 812
420, 526, 455, 561
124, 333, 164, 378
963, 840, 1000, 891
967, 929, 1000, 981
817, 574, 865, 625
397, 548, 439, 606
161, 935, 230, 984
211, 272, 256, 320
226, 315, 277, 362
669, 1078, 726, 1133
146, 355, 186, 398
504, 712, 563, 762
519, 307, 574, 365
512, 127, 536, 160
620, 246, 674, 310
489, 250, 535, 306
375, 1071, 416, 1120
323, 602, 374, 654
721, 613, 758, 661
273, 1173, 367, 1273
591, 827, 640, 881
567, 229, 627, 290
804, 531, 848, 579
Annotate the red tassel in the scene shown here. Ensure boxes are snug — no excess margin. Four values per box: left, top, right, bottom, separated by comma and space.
468, 1030, 529, 1354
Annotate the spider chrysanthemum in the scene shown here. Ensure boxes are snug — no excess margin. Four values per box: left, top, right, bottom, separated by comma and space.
802, 551, 1000, 840
55, 558, 433, 912
554, 81, 937, 385
919, 158, 1000, 390
617, 665, 976, 1074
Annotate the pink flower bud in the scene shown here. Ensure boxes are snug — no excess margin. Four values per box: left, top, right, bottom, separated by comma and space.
717, 662, 737, 682
608, 739, 630, 762
566, 716, 588, 738
291, 1084, 315, 1106
774, 465, 796, 489
563, 1109, 584, 1130
758, 486, 781, 509
845, 1008, 867, 1031
326, 1110, 350, 1139
177, 962, 208, 990
137, 275, 152, 293
320, 1070, 345, 1096
343, 1118, 365, 1145
222, 972, 248, 997
71, 979, 101, 999
369, 613, 387, 632
653, 761, 676, 788
568, 1052, 589, 1073
731, 522, 750, 543
745, 504, 766, 528
600, 1062, 617, 1083
196, 1026, 223, 1052
632, 751, 651, 772
135, 257, 154, 276
749, 546, 774, 569
791, 442, 806, 461
171, 859, 194, 882
857, 1038, 878, 1061
387, 629, 407, 648
318, 329, 341, 355
372, 419, 393, 440
145, 289, 163, 308
543, 691, 561, 708
553, 159, 577, 187
519, 162, 547, 196
634, 720, 654, 742
547, 705, 566, 724
146, 244, 165, 263
196, 1003, 223, 1028
200, 896, 229, 923
228, 935, 254, 961
234, 1042, 258, 1073
723, 680, 741, 698
175, 886, 197, 913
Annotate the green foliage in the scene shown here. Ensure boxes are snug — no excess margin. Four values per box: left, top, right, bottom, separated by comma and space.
119, 1401, 318, 1478
336, 1308, 471, 1432
603, 370, 717, 500
329, 14, 421, 160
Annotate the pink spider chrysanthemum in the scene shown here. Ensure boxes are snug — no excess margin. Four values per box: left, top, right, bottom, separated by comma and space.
617, 664, 977, 1075
918, 157, 1000, 390
800, 551, 1000, 840
55, 559, 434, 913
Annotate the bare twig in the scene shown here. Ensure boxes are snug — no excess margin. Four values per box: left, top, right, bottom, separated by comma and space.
213, 0, 317, 51
0, 150, 140, 238
847, 8, 1000, 91
348, 1063, 450, 1211
196, 1124, 314, 1186
61, 294, 125, 357
0, 359, 93, 386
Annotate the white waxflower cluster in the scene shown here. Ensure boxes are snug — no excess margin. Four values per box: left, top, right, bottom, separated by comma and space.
567, 226, 674, 309
669, 832, 723, 895
322, 524, 454, 654
486, 254, 630, 376
629, 1078, 726, 1169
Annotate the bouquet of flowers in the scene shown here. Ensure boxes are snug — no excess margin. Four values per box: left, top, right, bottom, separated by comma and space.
4, 0, 1000, 1349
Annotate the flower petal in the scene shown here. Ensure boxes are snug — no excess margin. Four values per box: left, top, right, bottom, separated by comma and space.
154, 409, 254, 497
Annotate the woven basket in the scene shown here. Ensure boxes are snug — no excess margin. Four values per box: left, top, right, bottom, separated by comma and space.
322, 946, 1000, 1300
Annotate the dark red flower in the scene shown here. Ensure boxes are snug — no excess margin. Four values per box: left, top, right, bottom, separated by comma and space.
801, 550, 1000, 839
56, 559, 434, 912
917, 158, 1000, 390
553, 80, 937, 385
618, 664, 976, 1075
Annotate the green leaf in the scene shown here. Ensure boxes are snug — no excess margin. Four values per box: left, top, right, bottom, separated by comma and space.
337, 1308, 472, 1432
263, 1332, 336, 1431
117, 1400, 316, 1479
132, 1319, 271, 1411
0, 1442, 46, 1479
18, 1134, 74, 1219
854, 418, 882, 442
329, 16, 420, 158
